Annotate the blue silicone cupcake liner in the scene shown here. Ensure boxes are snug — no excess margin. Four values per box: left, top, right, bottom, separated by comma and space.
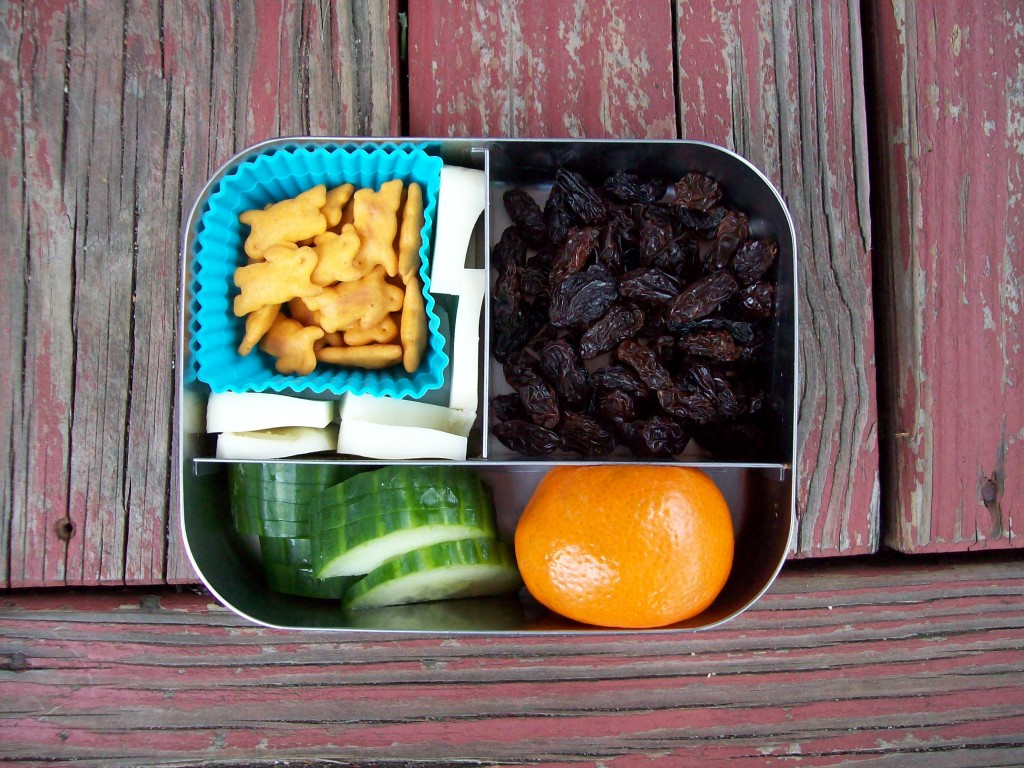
189, 142, 447, 399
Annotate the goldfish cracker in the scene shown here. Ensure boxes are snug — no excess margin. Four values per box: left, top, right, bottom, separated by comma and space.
238, 185, 328, 260
397, 182, 425, 285
233, 245, 322, 317
316, 343, 403, 370
259, 314, 325, 375
352, 179, 403, 277
400, 274, 428, 373
302, 265, 404, 333
311, 225, 362, 285
238, 303, 281, 355
321, 183, 355, 229
343, 314, 399, 347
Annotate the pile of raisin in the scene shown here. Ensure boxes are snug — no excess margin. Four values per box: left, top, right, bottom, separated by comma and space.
490, 169, 778, 460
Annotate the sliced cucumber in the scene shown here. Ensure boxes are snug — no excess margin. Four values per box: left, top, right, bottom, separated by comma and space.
259, 535, 312, 566
312, 465, 487, 529
263, 562, 355, 600
313, 505, 496, 578
229, 463, 360, 536
343, 538, 523, 610
310, 465, 497, 578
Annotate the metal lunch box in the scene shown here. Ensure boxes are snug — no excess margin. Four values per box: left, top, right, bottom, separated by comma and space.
178, 137, 798, 633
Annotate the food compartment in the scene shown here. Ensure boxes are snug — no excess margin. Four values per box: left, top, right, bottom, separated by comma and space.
484, 140, 796, 465
189, 141, 448, 400
180, 459, 792, 631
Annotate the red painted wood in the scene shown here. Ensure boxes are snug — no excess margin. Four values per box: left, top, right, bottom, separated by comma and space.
675, 0, 879, 557
407, 0, 677, 138
0, 1, 401, 587
2, 557, 1023, 765
866, 0, 1024, 552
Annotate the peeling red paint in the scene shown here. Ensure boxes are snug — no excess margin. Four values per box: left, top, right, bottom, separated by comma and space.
872, 0, 1023, 553
408, 0, 676, 138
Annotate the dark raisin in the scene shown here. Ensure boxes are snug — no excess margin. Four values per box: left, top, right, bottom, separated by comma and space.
656, 386, 717, 424
543, 186, 575, 246
672, 172, 722, 211
619, 416, 689, 458
675, 316, 758, 346
493, 420, 560, 456
558, 412, 615, 456
503, 188, 547, 246
550, 226, 600, 284
549, 265, 618, 329
597, 388, 641, 424
603, 170, 667, 204
667, 271, 739, 326
678, 329, 741, 361
591, 364, 649, 398
639, 217, 674, 263
491, 225, 529, 272
519, 267, 550, 307
507, 366, 560, 430
579, 303, 645, 360
615, 339, 672, 391
555, 168, 608, 225
619, 267, 683, 305
650, 237, 700, 280
735, 281, 774, 320
667, 204, 726, 235
490, 393, 526, 423
733, 238, 779, 285
538, 338, 593, 410
706, 211, 749, 270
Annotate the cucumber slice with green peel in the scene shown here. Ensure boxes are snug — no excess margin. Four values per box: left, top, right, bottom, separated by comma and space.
312, 486, 478, 533
229, 463, 361, 536
312, 465, 488, 529
263, 563, 356, 600
259, 535, 312, 566
343, 538, 523, 610
245, 518, 310, 538
310, 465, 498, 578
313, 505, 497, 578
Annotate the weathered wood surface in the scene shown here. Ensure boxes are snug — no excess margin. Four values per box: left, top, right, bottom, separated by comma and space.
2, 555, 1023, 767
409, 1, 879, 557
407, 0, 678, 138
865, 1, 1023, 553
0, 0, 399, 588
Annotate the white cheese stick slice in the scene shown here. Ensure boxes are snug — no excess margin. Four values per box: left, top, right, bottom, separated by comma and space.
340, 393, 476, 437
336, 419, 468, 461
444, 269, 487, 412
216, 425, 338, 460
206, 392, 334, 433
430, 167, 486, 294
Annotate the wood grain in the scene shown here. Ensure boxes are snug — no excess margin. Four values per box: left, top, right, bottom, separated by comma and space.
407, 0, 677, 138
2, 556, 1023, 766
865, 1, 1023, 553
0, 0, 400, 587
675, 0, 879, 557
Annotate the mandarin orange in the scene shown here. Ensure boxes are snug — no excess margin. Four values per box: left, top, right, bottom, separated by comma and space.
514, 465, 734, 628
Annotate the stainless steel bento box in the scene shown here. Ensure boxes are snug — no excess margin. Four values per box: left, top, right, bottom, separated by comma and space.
178, 138, 798, 633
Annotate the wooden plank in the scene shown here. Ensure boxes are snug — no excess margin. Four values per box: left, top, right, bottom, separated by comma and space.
0, 0, 401, 587
2, 556, 1023, 765
865, 1, 1023, 553
675, 0, 879, 557
2, 0, 78, 587
0, 1, 28, 588
407, 0, 677, 138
